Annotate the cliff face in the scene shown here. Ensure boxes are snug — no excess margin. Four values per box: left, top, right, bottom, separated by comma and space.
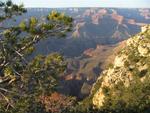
23, 8, 150, 58
92, 25, 150, 108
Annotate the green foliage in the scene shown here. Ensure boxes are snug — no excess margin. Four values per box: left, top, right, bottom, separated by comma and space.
100, 76, 150, 113
21, 53, 66, 96
75, 97, 93, 113
0, 0, 26, 21
19, 21, 27, 31
47, 11, 73, 25
0, 1, 73, 112
0, 96, 48, 113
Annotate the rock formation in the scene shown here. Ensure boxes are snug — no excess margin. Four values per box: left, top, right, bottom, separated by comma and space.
92, 25, 150, 108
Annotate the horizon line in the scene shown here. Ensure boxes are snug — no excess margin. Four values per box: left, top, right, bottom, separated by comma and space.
24, 6, 150, 9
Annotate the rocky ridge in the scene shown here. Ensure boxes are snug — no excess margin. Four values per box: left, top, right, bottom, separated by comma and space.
92, 25, 150, 108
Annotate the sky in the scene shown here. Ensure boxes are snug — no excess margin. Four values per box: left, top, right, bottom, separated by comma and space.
7, 0, 150, 8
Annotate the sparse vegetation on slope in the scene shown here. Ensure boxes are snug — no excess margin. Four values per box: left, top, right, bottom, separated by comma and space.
91, 25, 150, 113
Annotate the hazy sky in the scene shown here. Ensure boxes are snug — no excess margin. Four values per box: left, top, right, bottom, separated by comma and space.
9, 0, 150, 8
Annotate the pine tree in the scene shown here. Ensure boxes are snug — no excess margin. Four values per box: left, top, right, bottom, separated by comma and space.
0, 1, 73, 112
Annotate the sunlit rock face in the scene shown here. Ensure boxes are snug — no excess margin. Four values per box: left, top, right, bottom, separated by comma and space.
92, 25, 150, 108
92, 88, 105, 107
114, 55, 127, 67
138, 45, 149, 56
141, 25, 150, 32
